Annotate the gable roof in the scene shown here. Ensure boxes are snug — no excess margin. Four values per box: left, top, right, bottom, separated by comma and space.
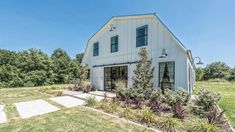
82, 13, 193, 67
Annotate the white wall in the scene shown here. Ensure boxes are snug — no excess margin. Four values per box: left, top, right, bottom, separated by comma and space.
83, 15, 192, 92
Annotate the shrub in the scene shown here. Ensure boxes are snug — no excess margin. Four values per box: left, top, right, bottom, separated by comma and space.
109, 98, 120, 113
192, 120, 219, 132
113, 79, 127, 89
196, 89, 221, 111
73, 80, 95, 93
117, 88, 133, 106
96, 100, 110, 111
173, 102, 186, 120
85, 96, 97, 107
149, 89, 166, 114
141, 107, 154, 124
204, 107, 225, 124
121, 106, 132, 119
160, 117, 183, 132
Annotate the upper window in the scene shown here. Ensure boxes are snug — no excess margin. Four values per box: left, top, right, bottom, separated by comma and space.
111, 36, 118, 53
159, 62, 175, 90
136, 25, 148, 47
93, 42, 99, 56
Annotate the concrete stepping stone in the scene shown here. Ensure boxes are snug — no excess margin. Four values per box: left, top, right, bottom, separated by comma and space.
73, 93, 104, 101
15, 99, 59, 119
0, 105, 7, 124
49, 96, 85, 108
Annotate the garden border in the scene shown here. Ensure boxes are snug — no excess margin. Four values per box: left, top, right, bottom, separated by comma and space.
81, 106, 160, 132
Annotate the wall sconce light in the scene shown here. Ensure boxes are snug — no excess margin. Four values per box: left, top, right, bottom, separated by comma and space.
159, 48, 168, 58
109, 24, 116, 32
193, 57, 203, 65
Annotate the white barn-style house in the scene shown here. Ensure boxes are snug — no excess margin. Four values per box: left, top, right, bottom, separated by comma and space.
82, 13, 196, 93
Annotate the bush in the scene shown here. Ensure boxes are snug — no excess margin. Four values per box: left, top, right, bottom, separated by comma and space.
192, 120, 219, 132
141, 107, 154, 124
149, 89, 167, 114
160, 117, 183, 132
109, 98, 120, 113
85, 96, 97, 107
73, 80, 95, 93
196, 89, 221, 111
121, 106, 132, 119
173, 102, 186, 120
204, 107, 225, 124
113, 79, 127, 89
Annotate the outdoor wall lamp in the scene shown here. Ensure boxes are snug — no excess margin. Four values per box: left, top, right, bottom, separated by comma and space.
159, 48, 168, 58
193, 56, 203, 65
109, 24, 116, 32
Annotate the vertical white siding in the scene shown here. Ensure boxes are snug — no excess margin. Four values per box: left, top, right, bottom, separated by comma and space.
83, 15, 193, 92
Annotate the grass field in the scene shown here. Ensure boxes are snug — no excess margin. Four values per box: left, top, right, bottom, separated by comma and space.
195, 81, 235, 127
0, 85, 152, 132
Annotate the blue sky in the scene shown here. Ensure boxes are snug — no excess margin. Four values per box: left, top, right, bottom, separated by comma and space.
0, 0, 234, 67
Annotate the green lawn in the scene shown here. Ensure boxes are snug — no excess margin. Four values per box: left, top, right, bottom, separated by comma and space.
195, 81, 235, 127
0, 85, 153, 132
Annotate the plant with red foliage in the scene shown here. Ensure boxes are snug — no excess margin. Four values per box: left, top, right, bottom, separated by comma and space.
172, 102, 186, 120
204, 107, 225, 124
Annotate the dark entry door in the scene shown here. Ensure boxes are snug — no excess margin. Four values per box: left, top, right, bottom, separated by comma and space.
104, 66, 127, 91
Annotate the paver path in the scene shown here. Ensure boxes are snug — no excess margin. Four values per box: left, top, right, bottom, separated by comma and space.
15, 99, 59, 119
73, 93, 104, 101
50, 96, 85, 108
0, 105, 7, 124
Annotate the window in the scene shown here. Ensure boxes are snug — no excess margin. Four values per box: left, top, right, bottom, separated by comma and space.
159, 62, 175, 90
93, 42, 99, 56
87, 69, 90, 80
111, 36, 118, 53
136, 25, 148, 47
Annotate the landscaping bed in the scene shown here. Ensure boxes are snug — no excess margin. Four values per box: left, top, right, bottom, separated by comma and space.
84, 88, 233, 132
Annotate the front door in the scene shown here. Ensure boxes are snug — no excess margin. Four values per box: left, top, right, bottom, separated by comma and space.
104, 66, 128, 91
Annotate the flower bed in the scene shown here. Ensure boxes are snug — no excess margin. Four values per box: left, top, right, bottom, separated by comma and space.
85, 88, 232, 132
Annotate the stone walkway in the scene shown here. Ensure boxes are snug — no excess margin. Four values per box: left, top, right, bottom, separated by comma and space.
15, 99, 59, 119
0, 105, 7, 124
1, 93, 106, 121
50, 96, 85, 108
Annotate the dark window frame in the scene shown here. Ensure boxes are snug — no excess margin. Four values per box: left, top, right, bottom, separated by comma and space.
158, 61, 175, 87
136, 25, 148, 47
111, 35, 118, 53
93, 42, 99, 56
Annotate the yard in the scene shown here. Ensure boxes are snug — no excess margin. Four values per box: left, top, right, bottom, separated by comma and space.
195, 81, 235, 127
0, 85, 153, 132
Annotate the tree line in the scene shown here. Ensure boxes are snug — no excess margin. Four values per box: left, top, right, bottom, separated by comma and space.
196, 62, 235, 81
0, 48, 84, 88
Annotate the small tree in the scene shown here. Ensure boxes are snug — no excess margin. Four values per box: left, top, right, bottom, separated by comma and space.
132, 48, 155, 100
203, 62, 230, 80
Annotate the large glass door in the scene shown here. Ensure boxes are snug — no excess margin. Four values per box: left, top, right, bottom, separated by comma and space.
104, 66, 128, 91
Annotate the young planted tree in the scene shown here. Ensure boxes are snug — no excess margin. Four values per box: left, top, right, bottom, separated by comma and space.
132, 48, 155, 102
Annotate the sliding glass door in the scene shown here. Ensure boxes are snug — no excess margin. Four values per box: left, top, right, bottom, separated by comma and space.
104, 66, 128, 91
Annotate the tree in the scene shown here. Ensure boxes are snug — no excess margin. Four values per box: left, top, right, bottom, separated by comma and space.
228, 67, 235, 81
51, 48, 72, 84
132, 48, 155, 100
203, 62, 230, 80
75, 53, 84, 64
196, 67, 204, 81
18, 49, 53, 86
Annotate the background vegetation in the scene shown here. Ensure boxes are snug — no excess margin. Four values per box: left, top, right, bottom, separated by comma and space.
0, 48, 84, 88
196, 62, 235, 81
